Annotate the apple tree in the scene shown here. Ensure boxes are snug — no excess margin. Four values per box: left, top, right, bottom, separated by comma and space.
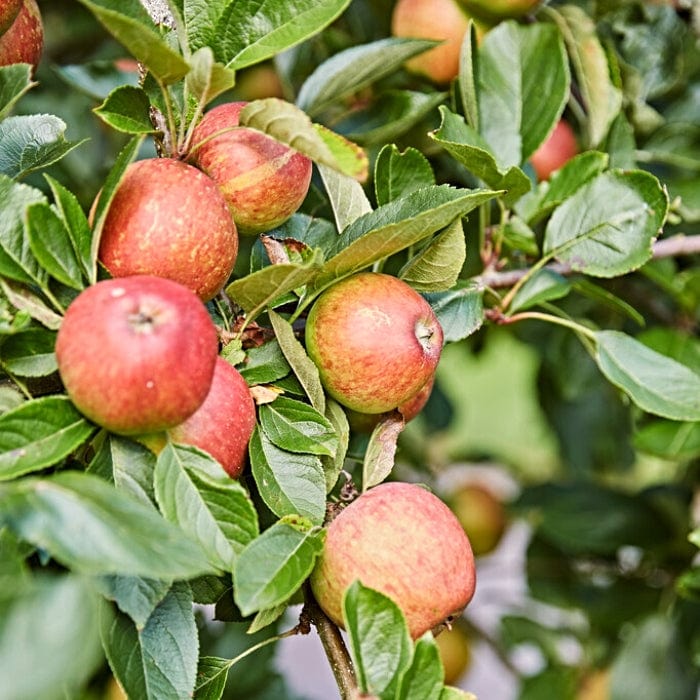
1, 0, 699, 699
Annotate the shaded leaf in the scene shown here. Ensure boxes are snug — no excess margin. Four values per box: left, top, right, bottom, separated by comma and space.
362, 414, 404, 492
0, 64, 34, 119
423, 283, 484, 343
94, 85, 157, 134
374, 144, 435, 206
94, 575, 171, 630
0, 328, 57, 377
509, 269, 571, 313
318, 163, 372, 234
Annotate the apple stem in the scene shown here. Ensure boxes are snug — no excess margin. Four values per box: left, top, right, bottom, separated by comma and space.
304, 583, 358, 699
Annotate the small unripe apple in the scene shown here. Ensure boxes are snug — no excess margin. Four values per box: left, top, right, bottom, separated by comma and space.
577, 668, 610, 700
0, 0, 43, 71
97, 158, 238, 302
55, 275, 219, 435
391, 0, 489, 84
305, 272, 444, 415
188, 101, 313, 236
457, 0, 542, 21
435, 624, 472, 685
447, 483, 507, 556
310, 481, 476, 639
169, 357, 256, 478
529, 119, 578, 181
235, 62, 285, 101
0, 0, 22, 35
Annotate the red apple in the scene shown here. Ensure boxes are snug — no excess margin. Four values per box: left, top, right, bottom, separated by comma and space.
457, 0, 541, 20
97, 158, 238, 302
310, 481, 476, 639
55, 275, 219, 435
0, 0, 42, 71
305, 272, 444, 414
391, 0, 489, 84
168, 357, 256, 478
0, 0, 22, 35
188, 101, 313, 236
447, 483, 507, 556
529, 119, 579, 181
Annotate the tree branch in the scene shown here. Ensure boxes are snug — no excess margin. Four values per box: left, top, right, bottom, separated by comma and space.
138, 0, 175, 28
476, 234, 700, 290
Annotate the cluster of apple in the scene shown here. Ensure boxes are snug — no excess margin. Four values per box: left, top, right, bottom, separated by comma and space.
0, 0, 42, 70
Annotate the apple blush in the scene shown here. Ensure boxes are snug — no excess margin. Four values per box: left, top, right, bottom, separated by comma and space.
0, 0, 43, 71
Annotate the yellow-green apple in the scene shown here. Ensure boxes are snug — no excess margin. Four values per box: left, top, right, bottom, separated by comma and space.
310, 481, 476, 639
0, 0, 42, 71
187, 101, 312, 235
55, 275, 219, 435
0, 0, 22, 34
447, 483, 507, 556
96, 158, 238, 302
435, 623, 473, 685
529, 119, 578, 181
235, 62, 285, 101
391, 0, 490, 84
144, 357, 256, 479
457, 0, 541, 20
346, 374, 435, 433
305, 272, 444, 414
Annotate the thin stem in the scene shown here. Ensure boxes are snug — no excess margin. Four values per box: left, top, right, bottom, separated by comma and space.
504, 310, 597, 340
498, 251, 556, 311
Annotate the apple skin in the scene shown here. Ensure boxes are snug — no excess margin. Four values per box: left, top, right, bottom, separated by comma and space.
435, 624, 472, 685
447, 483, 507, 556
346, 374, 435, 433
391, 0, 489, 84
97, 158, 238, 302
310, 481, 476, 640
529, 119, 578, 182
457, 0, 541, 20
168, 357, 256, 478
55, 275, 219, 436
305, 273, 444, 415
0, 0, 43, 71
188, 102, 313, 236
0, 0, 22, 35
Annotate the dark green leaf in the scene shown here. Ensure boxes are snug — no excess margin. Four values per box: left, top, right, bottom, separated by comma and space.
595, 331, 700, 421
233, 521, 323, 616
0, 471, 216, 578
105, 435, 158, 507
509, 269, 571, 313
0, 328, 57, 377
321, 399, 349, 493
94, 575, 171, 630
423, 283, 484, 343
396, 634, 444, 700
0, 64, 34, 119
238, 339, 292, 386
519, 665, 578, 700
633, 420, 700, 460
374, 144, 435, 207
194, 656, 230, 700
0, 396, 94, 480
94, 85, 158, 134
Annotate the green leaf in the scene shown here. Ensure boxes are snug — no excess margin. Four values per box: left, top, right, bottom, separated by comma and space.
44, 175, 93, 281
318, 163, 372, 233
214, 0, 352, 69
94, 85, 158, 134
26, 201, 85, 289
0, 64, 34, 119
0, 471, 216, 578
101, 583, 199, 700
185, 46, 236, 106
0, 175, 46, 286
509, 269, 571, 313
374, 144, 435, 206
239, 98, 368, 181
396, 634, 444, 700
249, 426, 326, 525
399, 218, 466, 292
233, 521, 323, 616
247, 601, 289, 634
0, 328, 57, 377
478, 21, 570, 168
430, 106, 531, 207
297, 37, 437, 117
457, 22, 480, 131
343, 581, 413, 699
550, 5, 622, 148
321, 399, 349, 493
312, 185, 499, 291
362, 414, 404, 492
633, 420, 700, 460
225, 250, 324, 320
595, 331, 700, 421
424, 283, 484, 343
0, 575, 106, 700
76, 0, 190, 84
0, 115, 85, 180
194, 656, 230, 700
259, 396, 338, 457
440, 688, 477, 700
94, 575, 171, 630
268, 309, 326, 413
544, 170, 668, 277
238, 339, 292, 386
154, 444, 259, 571
0, 396, 94, 480
0, 279, 62, 330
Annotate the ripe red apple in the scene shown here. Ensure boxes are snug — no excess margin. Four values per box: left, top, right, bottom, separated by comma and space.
346, 374, 435, 433
168, 357, 256, 479
529, 119, 579, 181
310, 481, 476, 639
96, 158, 238, 302
391, 0, 490, 84
0, 0, 22, 35
305, 272, 444, 414
457, 0, 541, 20
55, 275, 219, 435
447, 483, 507, 556
188, 101, 313, 236
0, 0, 42, 71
